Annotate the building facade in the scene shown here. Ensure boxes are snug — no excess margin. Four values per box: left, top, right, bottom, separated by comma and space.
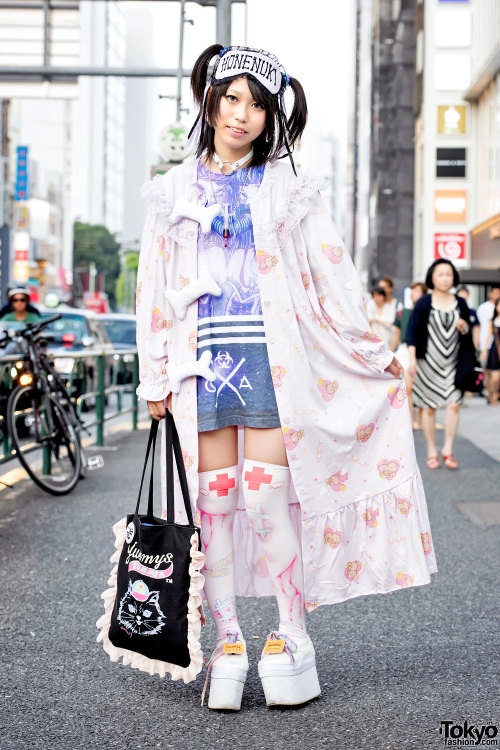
413, 0, 500, 290
352, 0, 417, 293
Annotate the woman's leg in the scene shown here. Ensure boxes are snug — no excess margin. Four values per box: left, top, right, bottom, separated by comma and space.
243, 426, 320, 706
198, 426, 240, 640
198, 426, 248, 710
442, 402, 460, 456
422, 407, 438, 458
243, 426, 306, 637
489, 371, 500, 405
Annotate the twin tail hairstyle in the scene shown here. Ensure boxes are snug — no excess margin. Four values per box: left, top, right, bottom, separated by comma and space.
190, 44, 308, 171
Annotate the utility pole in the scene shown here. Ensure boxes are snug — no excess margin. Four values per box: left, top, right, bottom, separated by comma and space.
216, 0, 232, 46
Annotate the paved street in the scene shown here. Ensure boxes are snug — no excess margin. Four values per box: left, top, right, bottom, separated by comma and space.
1, 400, 498, 750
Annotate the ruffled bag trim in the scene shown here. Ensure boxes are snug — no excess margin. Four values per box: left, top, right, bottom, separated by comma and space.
96, 517, 206, 684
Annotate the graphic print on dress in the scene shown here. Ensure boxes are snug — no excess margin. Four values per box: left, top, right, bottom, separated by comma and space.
317, 378, 339, 402
326, 469, 348, 492
321, 242, 344, 264
377, 459, 400, 481
324, 527, 342, 548
387, 384, 407, 409
117, 580, 166, 636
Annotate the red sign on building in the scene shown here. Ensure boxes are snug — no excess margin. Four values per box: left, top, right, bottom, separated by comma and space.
434, 233, 466, 262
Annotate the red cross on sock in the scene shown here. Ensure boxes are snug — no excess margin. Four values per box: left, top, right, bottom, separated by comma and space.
244, 465, 273, 491
209, 472, 236, 497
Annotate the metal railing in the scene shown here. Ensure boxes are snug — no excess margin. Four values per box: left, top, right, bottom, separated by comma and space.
0, 349, 139, 464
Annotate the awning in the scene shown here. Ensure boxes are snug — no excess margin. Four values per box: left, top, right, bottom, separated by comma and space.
469, 213, 500, 276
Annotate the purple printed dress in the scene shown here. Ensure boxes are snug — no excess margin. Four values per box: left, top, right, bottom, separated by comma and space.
196, 161, 280, 432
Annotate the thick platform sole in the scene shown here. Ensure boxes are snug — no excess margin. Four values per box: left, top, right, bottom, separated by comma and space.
258, 656, 321, 706
208, 675, 245, 711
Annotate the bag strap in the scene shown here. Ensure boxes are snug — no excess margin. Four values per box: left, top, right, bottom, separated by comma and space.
165, 411, 194, 526
135, 413, 194, 525
135, 419, 158, 515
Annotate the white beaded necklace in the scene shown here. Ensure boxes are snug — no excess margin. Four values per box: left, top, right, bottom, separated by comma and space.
207, 151, 252, 247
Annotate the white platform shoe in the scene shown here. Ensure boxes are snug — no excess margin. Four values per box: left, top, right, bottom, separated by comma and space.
201, 631, 249, 711
258, 631, 321, 707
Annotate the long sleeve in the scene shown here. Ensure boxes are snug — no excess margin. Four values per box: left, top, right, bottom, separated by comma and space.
135, 183, 172, 402
299, 195, 394, 375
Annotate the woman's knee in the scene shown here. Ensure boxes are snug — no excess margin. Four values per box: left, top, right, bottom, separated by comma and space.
423, 408, 436, 418
448, 402, 460, 413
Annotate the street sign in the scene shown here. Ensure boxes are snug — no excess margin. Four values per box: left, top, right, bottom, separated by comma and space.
434, 190, 467, 222
14, 146, 29, 201
436, 147, 466, 177
434, 233, 466, 262
437, 105, 467, 135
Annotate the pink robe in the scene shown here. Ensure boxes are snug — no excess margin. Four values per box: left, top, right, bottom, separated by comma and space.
135, 157, 437, 610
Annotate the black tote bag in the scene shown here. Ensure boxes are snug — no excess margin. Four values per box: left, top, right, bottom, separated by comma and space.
96, 414, 205, 682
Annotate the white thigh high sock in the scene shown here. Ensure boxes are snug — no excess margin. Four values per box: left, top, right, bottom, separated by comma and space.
198, 465, 241, 642
242, 459, 306, 637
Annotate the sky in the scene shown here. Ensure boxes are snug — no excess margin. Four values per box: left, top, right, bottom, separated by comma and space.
126, 0, 354, 172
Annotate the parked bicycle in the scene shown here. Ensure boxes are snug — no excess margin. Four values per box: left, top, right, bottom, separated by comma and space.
1, 314, 86, 495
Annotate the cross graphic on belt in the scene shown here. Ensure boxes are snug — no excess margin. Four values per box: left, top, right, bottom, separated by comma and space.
244, 466, 273, 491
209, 473, 236, 497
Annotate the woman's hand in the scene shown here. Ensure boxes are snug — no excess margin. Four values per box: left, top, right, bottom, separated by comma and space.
480, 349, 488, 366
147, 393, 172, 420
385, 356, 404, 380
456, 318, 469, 334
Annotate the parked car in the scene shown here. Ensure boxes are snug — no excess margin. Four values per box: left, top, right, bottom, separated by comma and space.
38, 308, 114, 403
99, 313, 136, 384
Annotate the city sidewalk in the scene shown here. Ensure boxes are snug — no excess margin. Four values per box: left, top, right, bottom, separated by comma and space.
1, 414, 498, 749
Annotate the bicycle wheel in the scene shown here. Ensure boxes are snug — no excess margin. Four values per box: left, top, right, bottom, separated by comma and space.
7, 385, 82, 495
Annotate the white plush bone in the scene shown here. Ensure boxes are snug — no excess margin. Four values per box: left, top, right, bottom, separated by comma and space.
170, 201, 221, 234
166, 350, 215, 394
165, 268, 221, 321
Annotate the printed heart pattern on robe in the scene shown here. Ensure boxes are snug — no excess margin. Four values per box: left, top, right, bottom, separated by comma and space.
317, 378, 339, 402
256, 250, 279, 274
136, 282, 142, 306
387, 384, 407, 409
151, 308, 173, 333
362, 330, 383, 343
321, 242, 344, 264
420, 532, 432, 556
270, 365, 286, 388
361, 507, 379, 528
188, 330, 197, 353
377, 458, 400, 481
356, 422, 375, 443
283, 426, 304, 451
326, 469, 348, 492
344, 560, 363, 582
324, 527, 342, 548
395, 572, 414, 588
301, 272, 310, 290
396, 497, 411, 517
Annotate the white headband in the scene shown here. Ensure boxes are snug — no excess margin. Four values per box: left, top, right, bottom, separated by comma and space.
213, 46, 289, 97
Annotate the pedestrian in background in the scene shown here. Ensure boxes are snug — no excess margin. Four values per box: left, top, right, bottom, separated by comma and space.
390, 281, 427, 428
407, 259, 471, 470
0, 286, 40, 319
0, 288, 40, 324
367, 286, 393, 347
378, 275, 403, 321
456, 284, 479, 350
477, 285, 500, 398
480, 297, 500, 406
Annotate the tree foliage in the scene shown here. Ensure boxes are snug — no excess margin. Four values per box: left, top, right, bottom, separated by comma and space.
73, 221, 121, 308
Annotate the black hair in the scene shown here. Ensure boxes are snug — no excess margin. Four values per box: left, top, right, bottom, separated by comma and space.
492, 297, 500, 320
425, 259, 460, 290
190, 44, 308, 171
371, 286, 387, 298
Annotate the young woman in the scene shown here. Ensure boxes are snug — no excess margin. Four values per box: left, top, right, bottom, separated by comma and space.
136, 44, 436, 710
480, 298, 500, 405
367, 286, 393, 347
407, 259, 471, 470
0, 288, 39, 324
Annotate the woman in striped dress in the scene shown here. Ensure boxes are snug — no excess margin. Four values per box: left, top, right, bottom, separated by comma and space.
407, 260, 471, 470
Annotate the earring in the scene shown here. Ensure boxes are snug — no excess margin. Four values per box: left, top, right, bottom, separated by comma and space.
265, 132, 272, 143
